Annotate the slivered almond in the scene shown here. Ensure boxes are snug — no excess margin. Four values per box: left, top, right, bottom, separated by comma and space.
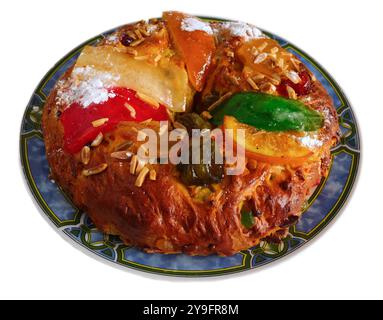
125, 48, 138, 56
135, 157, 147, 173
130, 155, 138, 174
207, 91, 233, 111
130, 38, 145, 47
81, 146, 90, 165
286, 85, 297, 100
268, 73, 281, 85
149, 169, 157, 181
111, 151, 133, 160
134, 29, 143, 39
246, 77, 259, 90
135, 166, 150, 187
282, 51, 292, 57
91, 132, 103, 147
124, 103, 136, 118
291, 58, 301, 70
82, 163, 108, 176
269, 83, 277, 93
153, 54, 162, 63
228, 74, 240, 86
285, 70, 301, 84
127, 30, 136, 39
91, 118, 108, 127
136, 92, 160, 109
201, 111, 212, 120
140, 27, 150, 37
254, 53, 267, 64
134, 55, 149, 61
251, 47, 259, 56
258, 42, 268, 52
226, 51, 235, 58
253, 74, 265, 81
268, 53, 278, 62
260, 82, 277, 93
115, 140, 133, 151
277, 58, 285, 70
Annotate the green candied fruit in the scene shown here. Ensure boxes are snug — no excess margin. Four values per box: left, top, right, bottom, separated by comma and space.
241, 210, 255, 229
211, 92, 323, 132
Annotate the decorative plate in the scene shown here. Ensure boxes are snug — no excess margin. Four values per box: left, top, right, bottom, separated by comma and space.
20, 18, 360, 277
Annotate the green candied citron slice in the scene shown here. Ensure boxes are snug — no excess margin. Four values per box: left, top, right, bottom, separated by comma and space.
210, 92, 323, 132
241, 211, 255, 229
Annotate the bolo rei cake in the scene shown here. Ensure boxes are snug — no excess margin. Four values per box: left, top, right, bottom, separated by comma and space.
42, 12, 339, 256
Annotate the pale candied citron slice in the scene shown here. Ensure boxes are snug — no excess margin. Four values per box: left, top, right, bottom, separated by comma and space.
223, 116, 322, 165
74, 45, 194, 112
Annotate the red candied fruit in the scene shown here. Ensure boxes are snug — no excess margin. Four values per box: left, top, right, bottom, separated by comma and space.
277, 71, 312, 97
60, 87, 169, 154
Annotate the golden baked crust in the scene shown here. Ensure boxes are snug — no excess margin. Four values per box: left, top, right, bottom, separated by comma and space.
42, 15, 339, 256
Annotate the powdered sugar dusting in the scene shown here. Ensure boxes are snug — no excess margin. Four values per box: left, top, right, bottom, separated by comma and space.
181, 17, 213, 35
146, 24, 159, 34
297, 134, 323, 149
56, 66, 120, 108
104, 34, 119, 44
221, 21, 263, 40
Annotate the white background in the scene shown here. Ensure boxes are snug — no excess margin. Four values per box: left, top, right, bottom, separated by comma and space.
1, 0, 382, 300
